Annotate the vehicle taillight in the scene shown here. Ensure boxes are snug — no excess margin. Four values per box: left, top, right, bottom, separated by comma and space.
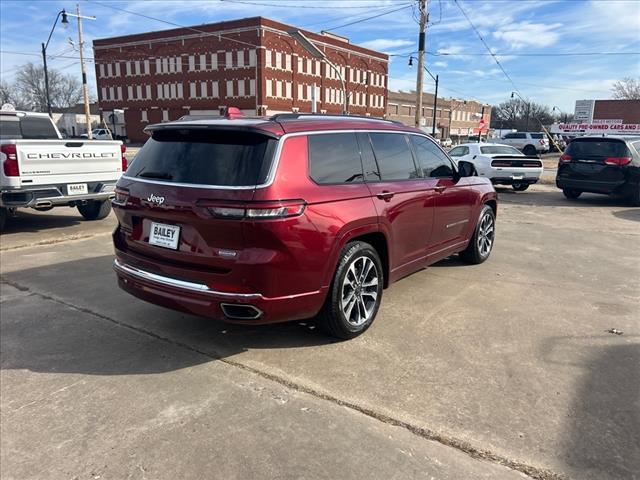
604, 157, 632, 166
113, 187, 129, 205
1, 144, 19, 176
559, 153, 572, 163
199, 200, 306, 220
120, 144, 128, 172
539, 139, 545, 145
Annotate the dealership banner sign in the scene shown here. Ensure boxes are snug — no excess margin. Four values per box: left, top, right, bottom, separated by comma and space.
551, 123, 640, 134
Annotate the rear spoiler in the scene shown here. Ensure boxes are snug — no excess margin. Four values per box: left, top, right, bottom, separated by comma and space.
491, 155, 541, 160
143, 123, 283, 139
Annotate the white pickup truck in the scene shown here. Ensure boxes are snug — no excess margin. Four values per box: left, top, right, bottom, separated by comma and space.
0, 108, 127, 231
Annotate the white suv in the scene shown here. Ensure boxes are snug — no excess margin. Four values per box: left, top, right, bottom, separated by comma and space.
500, 132, 549, 155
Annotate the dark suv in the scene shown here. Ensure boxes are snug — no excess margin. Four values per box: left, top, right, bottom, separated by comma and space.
112, 113, 497, 339
556, 136, 640, 205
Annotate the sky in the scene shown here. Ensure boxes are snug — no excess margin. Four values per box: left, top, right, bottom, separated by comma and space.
1, 0, 639, 114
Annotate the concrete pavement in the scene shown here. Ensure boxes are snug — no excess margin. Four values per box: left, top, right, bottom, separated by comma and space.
1, 184, 639, 480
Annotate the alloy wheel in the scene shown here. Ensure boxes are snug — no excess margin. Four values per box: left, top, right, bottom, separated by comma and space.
340, 256, 379, 326
477, 212, 495, 257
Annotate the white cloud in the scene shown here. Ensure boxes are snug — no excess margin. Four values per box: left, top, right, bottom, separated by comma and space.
493, 22, 563, 49
359, 38, 413, 52
437, 45, 465, 55
433, 61, 448, 68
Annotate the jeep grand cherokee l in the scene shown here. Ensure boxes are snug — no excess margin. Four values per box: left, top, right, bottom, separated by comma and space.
557, 135, 640, 205
112, 113, 497, 339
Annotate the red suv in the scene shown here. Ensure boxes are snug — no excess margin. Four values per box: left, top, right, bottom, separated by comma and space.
112, 114, 497, 338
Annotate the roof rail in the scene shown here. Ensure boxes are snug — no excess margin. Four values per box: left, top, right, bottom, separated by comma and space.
270, 113, 404, 126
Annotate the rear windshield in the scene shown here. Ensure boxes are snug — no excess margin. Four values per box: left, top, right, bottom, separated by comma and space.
126, 129, 277, 186
566, 139, 630, 158
530, 133, 545, 139
480, 145, 522, 155
0, 115, 59, 139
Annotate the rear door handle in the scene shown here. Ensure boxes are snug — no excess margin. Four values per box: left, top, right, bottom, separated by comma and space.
434, 186, 446, 193
376, 191, 395, 202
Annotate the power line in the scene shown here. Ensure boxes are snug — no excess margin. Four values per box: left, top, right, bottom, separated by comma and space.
223, 0, 410, 8
322, 4, 413, 32
302, 2, 410, 29
86, 0, 258, 49
453, 0, 520, 94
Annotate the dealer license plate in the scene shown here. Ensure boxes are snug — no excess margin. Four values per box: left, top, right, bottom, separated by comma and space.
149, 222, 180, 250
67, 183, 88, 195
511, 174, 524, 180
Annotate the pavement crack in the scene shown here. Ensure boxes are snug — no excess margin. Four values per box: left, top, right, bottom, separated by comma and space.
1, 277, 566, 480
0, 232, 110, 251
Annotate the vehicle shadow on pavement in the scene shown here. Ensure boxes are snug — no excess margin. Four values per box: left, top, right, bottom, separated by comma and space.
541, 336, 640, 480
497, 189, 633, 208
2, 210, 83, 234
613, 208, 640, 222
1, 256, 336, 377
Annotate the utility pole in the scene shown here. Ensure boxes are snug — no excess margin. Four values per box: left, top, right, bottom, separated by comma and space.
76, 4, 92, 139
414, 0, 427, 128
478, 105, 485, 143
41, 43, 52, 117
431, 74, 438, 137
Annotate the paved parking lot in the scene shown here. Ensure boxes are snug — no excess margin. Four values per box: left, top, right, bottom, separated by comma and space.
1, 184, 638, 480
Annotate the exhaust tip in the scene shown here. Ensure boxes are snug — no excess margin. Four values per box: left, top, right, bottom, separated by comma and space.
220, 303, 263, 320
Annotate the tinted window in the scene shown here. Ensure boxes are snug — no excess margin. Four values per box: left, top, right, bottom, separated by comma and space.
356, 132, 381, 182
503, 133, 515, 139
566, 139, 630, 158
410, 135, 454, 178
308, 133, 363, 184
126, 129, 276, 186
369, 133, 419, 180
480, 145, 522, 155
0, 115, 59, 139
514, 133, 526, 139
530, 133, 544, 139
0, 117, 21, 139
449, 146, 469, 157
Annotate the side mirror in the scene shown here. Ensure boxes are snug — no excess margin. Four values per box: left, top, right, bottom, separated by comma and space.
457, 160, 477, 178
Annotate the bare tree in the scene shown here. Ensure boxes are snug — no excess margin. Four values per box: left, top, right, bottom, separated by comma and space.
611, 77, 640, 100
12, 62, 83, 112
490, 98, 554, 131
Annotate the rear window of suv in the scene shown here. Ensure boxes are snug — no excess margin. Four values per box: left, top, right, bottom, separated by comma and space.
126, 129, 277, 186
566, 138, 630, 158
530, 133, 545, 139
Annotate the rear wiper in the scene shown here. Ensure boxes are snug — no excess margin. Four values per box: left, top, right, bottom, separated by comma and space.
138, 171, 173, 180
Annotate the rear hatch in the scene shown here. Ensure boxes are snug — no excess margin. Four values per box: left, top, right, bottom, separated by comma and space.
530, 133, 549, 149
558, 138, 631, 184
114, 126, 280, 279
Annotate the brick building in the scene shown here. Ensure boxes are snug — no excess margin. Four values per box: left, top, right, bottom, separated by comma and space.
573, 99, 640, 124
93, 17, 388, 142
386, 90, 491, 142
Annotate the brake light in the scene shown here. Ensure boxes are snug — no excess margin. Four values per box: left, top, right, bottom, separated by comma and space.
539, 139, 545, 145
604, 157, 632, 166
559, 153, 572, 163
113, 187, 129, 205
200, 200, 306, 220
120, 144, 128, 172
1, 144, 19, 176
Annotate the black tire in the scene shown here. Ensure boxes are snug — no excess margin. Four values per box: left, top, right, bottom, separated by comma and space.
523, 145, 537, 156
629, 184, 640, 207
512, 183, 529, 192
317, 241, 384, 340
460, 205, 495, 265
563, 189, 582, 200
77, 200, 111, 220
0, 207, 7, 232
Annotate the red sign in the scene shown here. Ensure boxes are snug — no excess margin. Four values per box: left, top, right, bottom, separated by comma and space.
479, 118, 486, 128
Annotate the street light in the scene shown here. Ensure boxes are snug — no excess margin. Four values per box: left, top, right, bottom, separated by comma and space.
42, 9, 70, 117
552, 106, 567, 123
409, 56, 439, 137
288, 29, 348, 114
511, 91, 530, 131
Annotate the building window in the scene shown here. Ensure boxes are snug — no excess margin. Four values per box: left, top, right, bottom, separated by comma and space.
115, 63, 121, 77
176, 57, 182, 73
266, 79, 272, 97
211, 53, 218, 70
212, 81, 219, 98
127, 86, 133, 99
265, 50, 272, 68
285, 82, 292, 99
162, 58, 169, 73
199, 54, 206, 71
141, 110, 148, 123
275, 52, 282, 70
155, 59, 161, 74
226, 51, 233, 69
144, 60, 150, 75
285, 54, 291, 71
227, 80, 234, 97
109, 86, 114, 100
145, 85, 151, 99
163, 84, 170, 99
170, 83, 177, 99
249, 79, 255, 96
125, 62, 132, 76
249, 50, 256, 67
177, 83, 183, 99
107, 64, 113, 77
201, 81, 208, 98
136, 85, 142, 100
276, 80, 282, 98
188, 55, 195, 71
99, 64, 105, 78
298, 84, 303, 100
237, 51, 244, 68
101, 87, 106, 100
189, 82, 196, 99
157, 84, 163, 99
162, 110, 169, 122
238, 80, 245, 97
